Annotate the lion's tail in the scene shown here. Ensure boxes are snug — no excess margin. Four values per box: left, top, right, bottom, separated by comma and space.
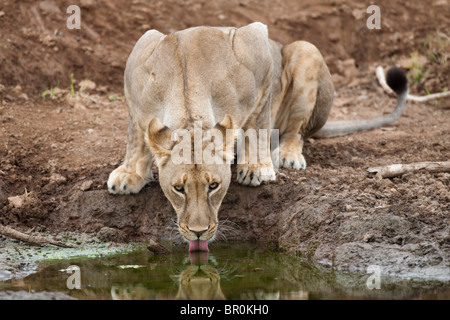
314, 67, 409, 138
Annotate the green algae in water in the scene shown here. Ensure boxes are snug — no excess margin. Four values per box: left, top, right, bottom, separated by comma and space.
1, 243, 449, 300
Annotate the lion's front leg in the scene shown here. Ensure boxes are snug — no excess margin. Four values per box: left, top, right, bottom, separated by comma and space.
275, 133, 307, 170
280, 139, 307, 170
236, 121, 276, 187
108, 116, 153, 194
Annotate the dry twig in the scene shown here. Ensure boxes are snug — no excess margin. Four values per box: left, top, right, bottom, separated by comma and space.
0, 225, 79, 248
367, 161, 450, 178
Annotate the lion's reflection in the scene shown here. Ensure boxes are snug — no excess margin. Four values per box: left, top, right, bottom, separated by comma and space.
174, 251, 225, 300
110, 251, 307, 300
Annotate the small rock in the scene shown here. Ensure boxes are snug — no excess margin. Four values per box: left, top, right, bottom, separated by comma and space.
328, 31, 340, 43
8, 195, 25, 208
393, 235, 404, 245
18, 93, 29, 101
80, 180, 93, 191
49, 173, 67, 184
363, 233, 374, 243
147, 239, 171, 255
96, 85, 108, 93
7, 190, 40, 209
12, 85, 22, 93
79, 79, 96, 92
277, 172, 287, 178
41, 34, 56, 47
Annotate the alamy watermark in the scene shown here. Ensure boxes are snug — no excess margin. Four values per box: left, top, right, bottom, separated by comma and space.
366, 5, 381, 30
66, 5, 81, 30
168, 122, 280, 169
366, 265, 381, 290
63, 265, 81, 290
65, 4, 381, 31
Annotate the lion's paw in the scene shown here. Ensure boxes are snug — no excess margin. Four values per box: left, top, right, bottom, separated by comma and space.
279, 149, 307, 170
236, 163, 276, 187
273, 141, 307, 170
107, 165, 147, 195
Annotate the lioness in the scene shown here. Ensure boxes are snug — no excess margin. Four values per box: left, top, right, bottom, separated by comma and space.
108, 23, 408, 251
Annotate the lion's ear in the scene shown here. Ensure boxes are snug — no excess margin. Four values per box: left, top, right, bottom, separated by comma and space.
146, 117, 173, 160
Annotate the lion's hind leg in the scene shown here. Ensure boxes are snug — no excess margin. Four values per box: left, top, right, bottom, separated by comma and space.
274, 41, 332, 171
108, 117, 153, 194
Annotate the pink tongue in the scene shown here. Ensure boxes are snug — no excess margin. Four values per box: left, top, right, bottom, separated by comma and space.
189, 240, 209, 252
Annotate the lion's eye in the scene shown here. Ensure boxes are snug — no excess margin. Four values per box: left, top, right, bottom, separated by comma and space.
173, 185, 185, 193
209, 182, 219, 191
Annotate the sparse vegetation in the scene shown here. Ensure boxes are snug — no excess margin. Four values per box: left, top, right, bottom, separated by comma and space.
41, 86, 57, 99
108, 94, 124, 102
406, 52, 427, 84
421, 31, 450, 65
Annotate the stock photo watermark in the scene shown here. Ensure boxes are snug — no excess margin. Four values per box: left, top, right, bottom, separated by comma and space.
168, 123, 279, 168
366, 5, 381, 30
65, 4, 381, 31
366, 265, 381, 290
63, 265, 81, 290
66, 5, 81, 30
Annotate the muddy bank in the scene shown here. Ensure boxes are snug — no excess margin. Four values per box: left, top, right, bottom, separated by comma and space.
0, 232, 146, 282
53, 168, 450, 282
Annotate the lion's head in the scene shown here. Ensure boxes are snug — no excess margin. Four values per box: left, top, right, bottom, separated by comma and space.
146, 115, 235, 251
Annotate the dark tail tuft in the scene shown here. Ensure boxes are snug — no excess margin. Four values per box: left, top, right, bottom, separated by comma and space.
386, 67, 408, 95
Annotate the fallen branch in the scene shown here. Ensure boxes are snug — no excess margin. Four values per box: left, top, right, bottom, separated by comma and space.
0, 225, 79, 248
367, 161, 450, 178
376, 66, 450, 102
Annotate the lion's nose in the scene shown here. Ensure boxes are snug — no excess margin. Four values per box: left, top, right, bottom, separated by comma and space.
187, 226, 209, 239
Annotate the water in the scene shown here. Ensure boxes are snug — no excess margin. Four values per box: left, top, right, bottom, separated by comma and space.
1, 243, 448, 300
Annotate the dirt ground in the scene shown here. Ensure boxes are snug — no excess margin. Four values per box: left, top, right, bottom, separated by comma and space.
0, 0, 449, 281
